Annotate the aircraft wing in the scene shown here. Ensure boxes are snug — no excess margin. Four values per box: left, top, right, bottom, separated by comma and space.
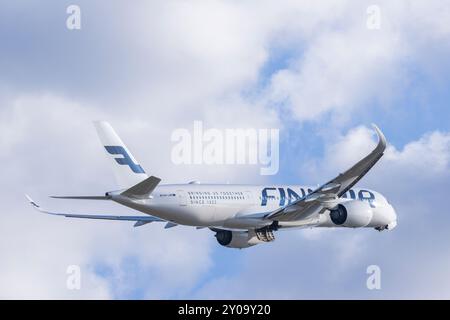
265, 124, 387, 222
26, 195, 165, 227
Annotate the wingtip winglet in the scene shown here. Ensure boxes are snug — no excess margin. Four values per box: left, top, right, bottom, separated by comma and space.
371, 123, 387, 152
25, 194, 40, 209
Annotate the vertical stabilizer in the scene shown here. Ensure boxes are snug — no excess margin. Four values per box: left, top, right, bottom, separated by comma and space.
94, 121, 148, 189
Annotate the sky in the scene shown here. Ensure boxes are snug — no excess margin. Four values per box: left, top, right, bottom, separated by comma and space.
0, 0, 449, 299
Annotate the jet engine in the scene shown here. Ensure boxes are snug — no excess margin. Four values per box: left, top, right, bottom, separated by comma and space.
329, 200, 373, 228
215, 230, 266, 249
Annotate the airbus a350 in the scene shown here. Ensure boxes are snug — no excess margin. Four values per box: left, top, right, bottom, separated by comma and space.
27, 122, 397, 249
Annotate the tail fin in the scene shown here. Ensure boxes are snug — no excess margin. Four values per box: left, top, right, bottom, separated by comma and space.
94, 121, 148, 189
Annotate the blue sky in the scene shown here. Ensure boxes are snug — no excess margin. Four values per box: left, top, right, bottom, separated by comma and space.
0, 1, 450, 299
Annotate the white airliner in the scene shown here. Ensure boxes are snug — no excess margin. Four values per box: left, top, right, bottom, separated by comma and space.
27, 122, 397, 249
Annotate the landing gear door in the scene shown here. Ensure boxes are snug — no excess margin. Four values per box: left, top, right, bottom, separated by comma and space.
177, 190, 187, 206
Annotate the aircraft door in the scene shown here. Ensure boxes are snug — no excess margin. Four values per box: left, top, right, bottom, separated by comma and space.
177, 190, 187, 206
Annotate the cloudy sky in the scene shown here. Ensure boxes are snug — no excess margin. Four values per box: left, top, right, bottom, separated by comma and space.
1, 0, 449, 299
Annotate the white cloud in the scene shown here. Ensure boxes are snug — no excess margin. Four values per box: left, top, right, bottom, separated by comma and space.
260, 0, 450, 123
1, 0, 450, 299
267, 28, 405, 121
2, 1, 449, 124
304, 125, 450, 192
385, 131, 450, 177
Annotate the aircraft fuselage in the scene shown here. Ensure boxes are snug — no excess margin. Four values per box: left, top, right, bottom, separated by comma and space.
110, 184, 397, 231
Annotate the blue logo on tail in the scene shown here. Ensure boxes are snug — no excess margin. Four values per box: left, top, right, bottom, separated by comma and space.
104, 146, 145, 174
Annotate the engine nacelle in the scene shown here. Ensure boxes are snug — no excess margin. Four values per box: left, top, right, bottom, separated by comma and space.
329, 200, 373, 228
215, 230, 264, 249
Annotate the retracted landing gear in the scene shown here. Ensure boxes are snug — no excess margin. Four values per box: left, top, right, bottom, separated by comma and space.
255, 222, 278, 242
375, 225, 388, 231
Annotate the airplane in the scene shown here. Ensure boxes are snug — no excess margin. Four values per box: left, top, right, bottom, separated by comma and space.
26, 121, 397, 249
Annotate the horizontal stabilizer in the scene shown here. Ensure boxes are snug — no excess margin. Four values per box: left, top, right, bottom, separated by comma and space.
50, 195, 110, 200
121, 175, 161, 199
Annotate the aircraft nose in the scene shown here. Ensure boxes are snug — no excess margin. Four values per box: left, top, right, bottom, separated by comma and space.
386, 204, 397, 230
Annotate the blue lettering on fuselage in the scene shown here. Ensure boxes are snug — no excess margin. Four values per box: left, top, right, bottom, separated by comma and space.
286, 188, 301, 205
261, 187, 277, 206
342, 189, 357, 199
260, 187, 376, 206
278, 188, 285, 206
358, 189, 376, 208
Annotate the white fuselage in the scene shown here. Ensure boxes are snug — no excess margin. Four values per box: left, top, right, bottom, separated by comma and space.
109, 184, 397, 231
